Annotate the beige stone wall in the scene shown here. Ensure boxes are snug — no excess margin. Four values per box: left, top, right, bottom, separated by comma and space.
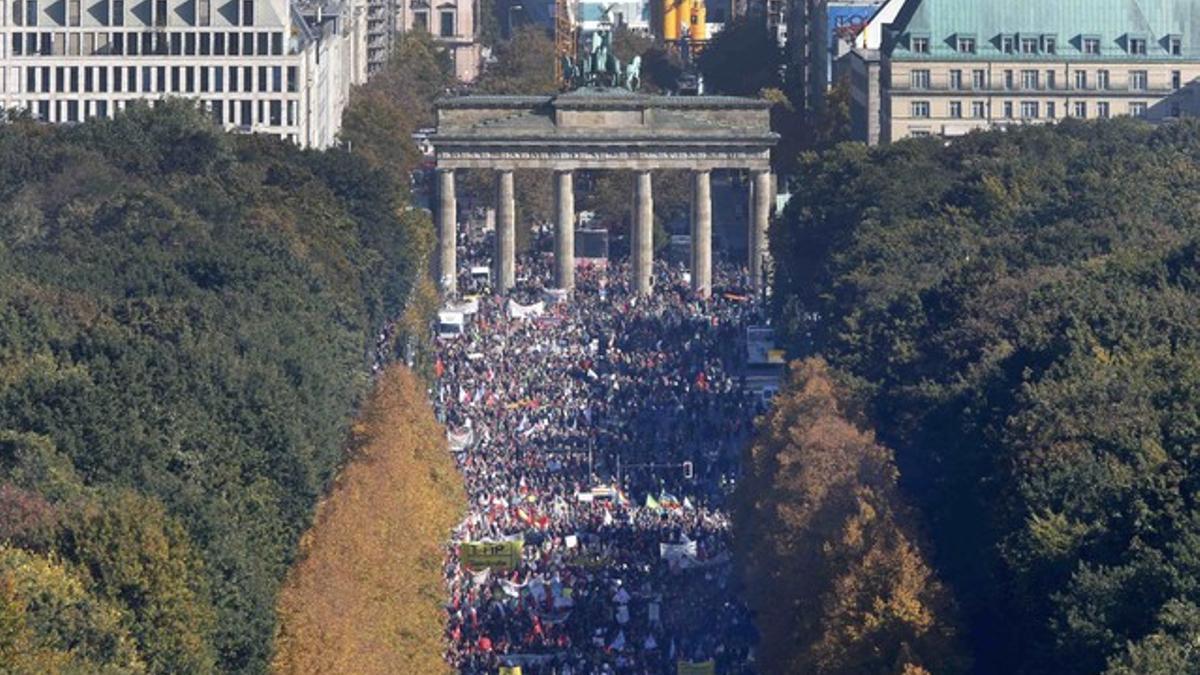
884, 58, 1200, 142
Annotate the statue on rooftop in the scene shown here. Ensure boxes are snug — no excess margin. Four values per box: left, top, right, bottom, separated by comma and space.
563, 24, 642, 92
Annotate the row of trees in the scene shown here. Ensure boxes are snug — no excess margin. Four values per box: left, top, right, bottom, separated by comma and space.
0, 99, 433, 671
273, 367, 464, 674
736, 359, 968, 674
767, 118, 1200, 673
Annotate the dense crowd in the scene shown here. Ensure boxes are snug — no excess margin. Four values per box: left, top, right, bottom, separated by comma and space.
435, 232, 765, 674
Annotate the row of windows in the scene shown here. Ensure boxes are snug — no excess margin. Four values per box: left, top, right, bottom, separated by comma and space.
11, 63, 298, 94
410, 9, 457, 38
910, 99, 1155, 120
6, 29, 285, 57
910, 68, 1184, 92
8, 0, 254, 27
909, 33, 1183, 57
7, 96, 298, 128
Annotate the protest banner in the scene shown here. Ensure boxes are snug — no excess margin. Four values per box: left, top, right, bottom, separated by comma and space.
660, 540, 698, 566
461, 539, 523, 570
677, 659, 716, 675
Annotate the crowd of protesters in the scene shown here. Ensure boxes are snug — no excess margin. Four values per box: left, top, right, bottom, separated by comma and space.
435, 229, 767, 674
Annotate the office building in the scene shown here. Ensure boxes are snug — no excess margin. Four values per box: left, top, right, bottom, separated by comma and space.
397, 0, 480, 81
0, 0, 367, 147
848, 0, 1200, 144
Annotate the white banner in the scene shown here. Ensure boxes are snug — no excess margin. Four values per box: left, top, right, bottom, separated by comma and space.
659, 541, 698, 565
507, 299, 545, 319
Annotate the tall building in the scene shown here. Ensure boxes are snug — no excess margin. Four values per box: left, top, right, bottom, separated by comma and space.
0, 0, 367, 147
365, 0, 397, 74
396, 0, 481, 81
848, 0, 1200, 144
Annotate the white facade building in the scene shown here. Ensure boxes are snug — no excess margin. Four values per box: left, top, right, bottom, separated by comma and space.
0, 0, 366, 148
396, 0, 480, 81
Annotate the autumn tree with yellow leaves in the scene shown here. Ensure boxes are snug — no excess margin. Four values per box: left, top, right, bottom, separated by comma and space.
735, 359, 968, 675
272, 366, 465, 675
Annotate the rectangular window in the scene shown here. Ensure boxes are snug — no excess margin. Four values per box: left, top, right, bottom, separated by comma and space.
1083, 37, 1100, 55
184, 32, 195, 55
949, 70, 962, 90
911, 101, 930, 118
287, 66, 296, 91
154, 0, 166, 26
1074, 70, 1087, 89
957, 37, 975, 53
1047, 102, 1056, 119
911, 69, 930, 89
1046, 70, 1056, 90
256, 31, 267, 56
25, 0, 36, 26
68, 0, 79, 25
972, 101, 986, 118
1020, 37, 1038, 54
1129, 102, 1147, 117
1173, 70, 1182, 89
1043, 36, 1057, 54
242, 32, 252, 55
272, 32, 282, 55
1003, 101, 1013, 118
1001, 35, 1014, 54
1170, 36, 1182, 56
1021, 101, 1039, 118
1097, 70, 1110, 90
1130, 70, 1147, 91
1097, 101, 1110, 118
439, 10, 454, 37
112, 0, 123, 25
973, 69, 986, 89
1004, 70, 1014, 89
257, 65, 267, 92
1129, 37, 1146, 55
1021, 70, 1039, 90
113, 66, 122, 91
196, 0, 209, 24
949, 101, 962, 118
200, 32, 210, 55
241, 0, 253, 25
413, 10, 427, 30
169, 31, 181, 55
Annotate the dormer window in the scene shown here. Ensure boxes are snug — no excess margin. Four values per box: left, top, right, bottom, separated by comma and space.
957, 36, 976, 53
1129, 37, 1147, 55
1168, 35, 1182, 56
1020, 37, 1038, 54
1082, 36, 1101, 55
1001, 35, 1015, 53
910, 36, 930, 54
1043, 35, 1057, 54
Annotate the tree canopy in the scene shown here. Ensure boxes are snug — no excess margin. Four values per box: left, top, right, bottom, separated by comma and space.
0, 100, 432, 672
769, 118, 1200, 673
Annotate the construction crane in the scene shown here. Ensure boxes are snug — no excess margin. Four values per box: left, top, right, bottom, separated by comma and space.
554, 0, 578, 86
661, 0, 706, 44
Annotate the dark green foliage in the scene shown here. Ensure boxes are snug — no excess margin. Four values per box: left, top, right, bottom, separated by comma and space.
0, 101, 429, 672
772, 119, 1200, 673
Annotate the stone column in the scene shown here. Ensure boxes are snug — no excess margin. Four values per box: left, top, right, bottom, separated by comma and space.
750, 169, 771, 291
555, 170, 575, 292
633, 171, 654, 296
437, 168, 457, 296
690, 169, 712, 298
495, 169, 516, 293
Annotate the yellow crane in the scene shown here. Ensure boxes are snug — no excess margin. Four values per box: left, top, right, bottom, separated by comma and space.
662, 0, 706, 43
555, 0, 578, 86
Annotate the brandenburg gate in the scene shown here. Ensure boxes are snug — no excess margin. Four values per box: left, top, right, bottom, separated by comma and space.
429, 83, 778, 298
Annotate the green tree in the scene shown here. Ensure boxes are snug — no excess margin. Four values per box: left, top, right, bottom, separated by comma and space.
476, 25, 558, 95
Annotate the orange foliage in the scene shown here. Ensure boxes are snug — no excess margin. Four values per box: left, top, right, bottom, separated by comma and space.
735, 359, 968, 674
272, 366, 465, 675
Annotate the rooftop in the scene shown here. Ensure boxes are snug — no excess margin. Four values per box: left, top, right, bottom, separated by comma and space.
889, 0, 1200, 60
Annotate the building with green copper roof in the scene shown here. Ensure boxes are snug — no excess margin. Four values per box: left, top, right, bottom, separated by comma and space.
844, 0, 1200, 143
